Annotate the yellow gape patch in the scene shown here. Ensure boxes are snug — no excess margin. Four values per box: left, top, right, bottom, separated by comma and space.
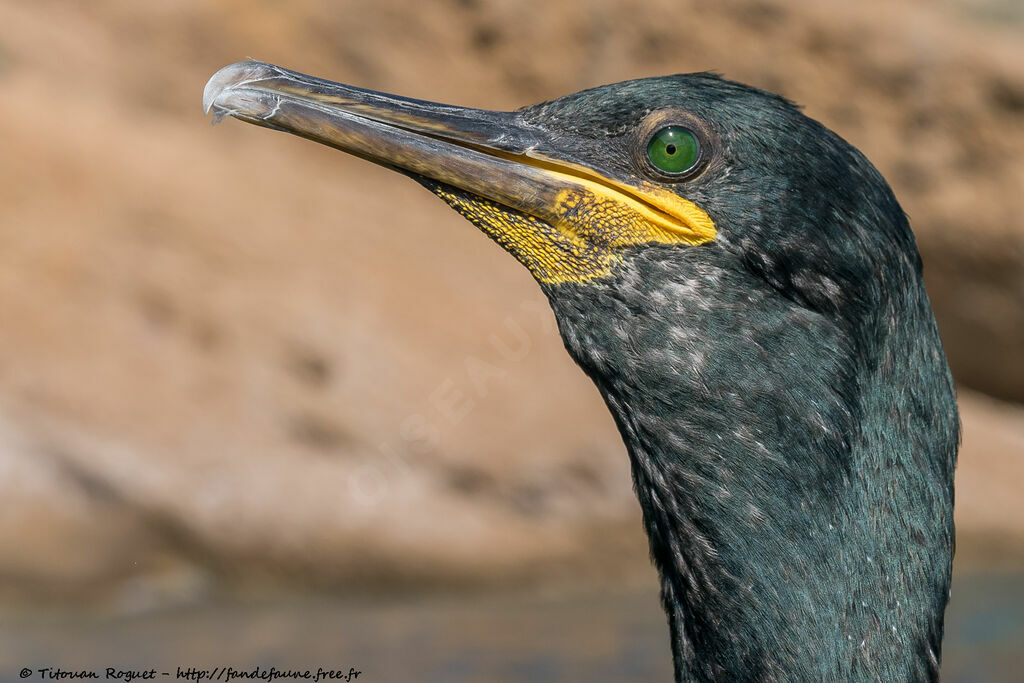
427, 176, 717, 286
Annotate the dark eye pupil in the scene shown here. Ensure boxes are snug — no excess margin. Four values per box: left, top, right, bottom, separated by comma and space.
665, 144, 677, 155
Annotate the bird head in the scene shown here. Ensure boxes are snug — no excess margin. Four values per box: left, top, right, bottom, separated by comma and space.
204, 62, 957, 680
204, 61, 913, 327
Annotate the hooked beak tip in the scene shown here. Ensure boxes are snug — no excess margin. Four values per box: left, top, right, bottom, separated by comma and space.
203, 60, 280, 115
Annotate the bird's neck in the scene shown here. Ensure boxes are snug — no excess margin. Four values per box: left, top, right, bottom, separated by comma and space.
547, 248, 957, 682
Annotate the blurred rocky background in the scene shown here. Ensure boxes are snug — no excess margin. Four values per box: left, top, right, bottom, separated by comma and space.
0, 0, 1022, 680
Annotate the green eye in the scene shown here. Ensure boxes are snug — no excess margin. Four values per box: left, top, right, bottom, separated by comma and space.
646, 126, 700, 175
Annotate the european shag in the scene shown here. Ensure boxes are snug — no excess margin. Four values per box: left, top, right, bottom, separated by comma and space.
204, 61, 958, 682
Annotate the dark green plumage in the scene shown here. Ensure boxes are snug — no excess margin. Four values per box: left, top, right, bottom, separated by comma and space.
206, 63, 959, 682
527, 76, 958, 680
